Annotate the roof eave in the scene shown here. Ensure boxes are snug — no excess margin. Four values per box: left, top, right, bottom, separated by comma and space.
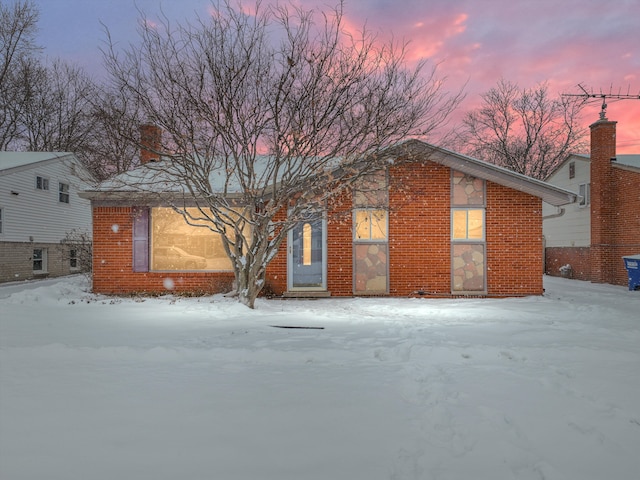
392, 140, 577, 206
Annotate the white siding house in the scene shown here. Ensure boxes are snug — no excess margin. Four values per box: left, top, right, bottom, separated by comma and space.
543, 148, 640, 281
542, 154, 591, 249
0, 152, 95, 283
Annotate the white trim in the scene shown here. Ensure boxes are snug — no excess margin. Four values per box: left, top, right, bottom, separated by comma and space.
287, 214, 327, 292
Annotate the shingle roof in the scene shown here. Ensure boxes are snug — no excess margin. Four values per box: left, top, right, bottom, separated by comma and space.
82, 140, 578, 206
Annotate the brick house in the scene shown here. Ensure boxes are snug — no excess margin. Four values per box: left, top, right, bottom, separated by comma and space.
81, 140, 576, 298
543, 117, 640, 286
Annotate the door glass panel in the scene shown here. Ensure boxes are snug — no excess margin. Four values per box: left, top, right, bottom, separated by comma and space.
303, 223, 312, 266
292, 218, 323, 288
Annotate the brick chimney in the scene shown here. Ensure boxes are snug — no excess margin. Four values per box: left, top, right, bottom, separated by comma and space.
589, 117, 617, 283
139, 124, 162, 165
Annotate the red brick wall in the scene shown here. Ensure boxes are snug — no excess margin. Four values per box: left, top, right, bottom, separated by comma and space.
264, 161, 544, 297
589, 119, 640, 287
485, 183, 544, 295
92, 206, 234, 295
545, 247, 591, 280
610, 166, 640, 285
92, 163, 546, 297
387, 161, 451, 296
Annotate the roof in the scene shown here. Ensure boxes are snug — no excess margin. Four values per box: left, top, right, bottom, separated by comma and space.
614, 154, 640, 169
546, 153, 640, 179
388, 140, 577, 206
0, 152, 77, 172
81, 140, 577, 206
92, 154, 280, 196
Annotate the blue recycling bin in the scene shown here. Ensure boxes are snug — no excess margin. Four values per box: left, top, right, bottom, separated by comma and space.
622, 255, 640, 291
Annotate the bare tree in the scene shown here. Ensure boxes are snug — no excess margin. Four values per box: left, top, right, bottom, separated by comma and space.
59, 228, 93, 279
84, 87, 147, 180
20, 59, 97, 152
103, 0, 462, 308
460, 79, 587, 179
0, 0, 39, 149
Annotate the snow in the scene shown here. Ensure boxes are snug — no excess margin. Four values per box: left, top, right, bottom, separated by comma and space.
1, 276, 639, 479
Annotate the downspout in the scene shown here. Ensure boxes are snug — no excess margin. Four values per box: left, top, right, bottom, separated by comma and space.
542, 207, 565, 220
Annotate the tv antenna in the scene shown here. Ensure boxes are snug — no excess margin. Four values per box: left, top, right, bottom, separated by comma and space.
562, 84, 640, 120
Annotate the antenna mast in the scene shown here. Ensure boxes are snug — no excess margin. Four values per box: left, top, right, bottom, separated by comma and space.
563, 84, 640, 120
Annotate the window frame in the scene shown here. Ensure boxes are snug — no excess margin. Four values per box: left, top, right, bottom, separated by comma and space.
69, 248, 79, 270
353, 208, 389, 242
33, 248, 48, 273
451, 170, 487, 295
58, 182, 70, 204
149, 206, 238, 272
0, 207, 3, 234
578, 182, 590, 207
352, 169, 389, 295
36, 175, 50, 191
451, 208, 485, 241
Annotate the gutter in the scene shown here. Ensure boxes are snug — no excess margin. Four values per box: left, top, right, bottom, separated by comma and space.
542, 207, 566, 220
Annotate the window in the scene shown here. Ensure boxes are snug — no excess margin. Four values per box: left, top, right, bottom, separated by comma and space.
0, 207, 3, 234
452, 209, 484, 240
33, 248, 47, 273
569, 162, 575, 179
579, 183, 590, 207
59, 183, 70, 203
302, 222, 312, 266
353, 170, 389, 294
150, 207, 242, 271
36, 176, 49, 190
69, 249, 78, 270
354, 209, 388, 241
451, 171, 486, 293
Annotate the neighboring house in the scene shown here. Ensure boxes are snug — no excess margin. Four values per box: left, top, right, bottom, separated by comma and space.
0, 152, 95, 283
81, 140, 576, 298
543, 117, 640, 287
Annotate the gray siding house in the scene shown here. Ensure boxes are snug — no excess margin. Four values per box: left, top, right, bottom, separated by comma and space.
0, 152, 95, 283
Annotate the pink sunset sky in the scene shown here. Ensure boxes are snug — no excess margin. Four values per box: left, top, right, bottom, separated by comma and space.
34, 0, 640, 153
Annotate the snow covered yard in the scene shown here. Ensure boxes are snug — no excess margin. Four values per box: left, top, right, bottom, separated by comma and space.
1, 276, 639, 480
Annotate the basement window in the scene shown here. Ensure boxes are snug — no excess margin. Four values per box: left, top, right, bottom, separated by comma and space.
33, 248, 47, 273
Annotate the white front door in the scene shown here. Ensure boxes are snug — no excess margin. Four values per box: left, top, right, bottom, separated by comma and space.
288, 216, 327, 291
